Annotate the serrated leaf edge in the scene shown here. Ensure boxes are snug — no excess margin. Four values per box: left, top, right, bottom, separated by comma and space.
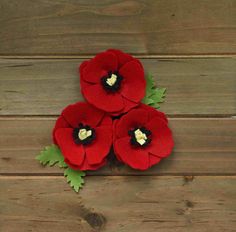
64, 168, 85, 193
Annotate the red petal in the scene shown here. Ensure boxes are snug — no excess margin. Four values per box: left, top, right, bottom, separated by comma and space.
122, 97, 139, 113
65, 158, 106, 171
145, 118, 174, 158
82, 51, 118, 83
111, 96, 139, 116
78, 60, 89, 76
149, 154, 161, 167
62, 102, 104, 128
52, 116, 70, 144
98, 115, 112, 126
119, 60, 146, 102
139, 103, 168, 123
85, 126, 112, 165
107, 49, 134, 69
114, 137, 149, 170
82, 83, 124, 112
115, 108, 148, 138
55, 128, 85, 166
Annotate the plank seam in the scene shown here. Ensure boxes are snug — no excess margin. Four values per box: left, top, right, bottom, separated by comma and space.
0, 115, 235, 119
1, 55, 236, 59
1, 173, 236, 177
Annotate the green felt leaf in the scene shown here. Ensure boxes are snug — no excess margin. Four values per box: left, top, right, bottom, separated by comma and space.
36, 144, 67, 168
146, 73, 155, 94
64, 168, 85, 192
142, 74, 166, 109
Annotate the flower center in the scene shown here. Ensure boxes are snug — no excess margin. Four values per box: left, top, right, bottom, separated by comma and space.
73, 123, 96, 145
129, 127, 152, 147
101, 71, 123, 92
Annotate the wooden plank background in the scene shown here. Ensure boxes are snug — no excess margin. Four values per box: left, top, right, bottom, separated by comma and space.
0, 0, 236, 55
0, 1, 236, 231
0, 58, 235, 116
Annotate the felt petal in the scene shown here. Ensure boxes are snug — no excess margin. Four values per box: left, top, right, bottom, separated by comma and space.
52, 116, 70, 144
139, 103, 168, 123
114, 137, 149, 170
85, 126, 112, 165
148, 153, 162, 167
82, 83, 124, 112
111, 96, 139, 116
115, 109, 148, 138
145, 118, 174, 157
107, 49, 134, 69
122, 97, 139, 113
119, 60, 146, 102
65, 157, 106, 171
99, 115, 113, 126
62, 102, 104, 128
55, 128, 85, 166
78, 60, 89, 76
82, 51, 118, 83
145, 117, 169, 138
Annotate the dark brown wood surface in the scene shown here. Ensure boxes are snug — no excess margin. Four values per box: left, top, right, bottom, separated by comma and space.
1, 176, 236, 232
0, 0, 236, 55
0, 118, 235, 175
0, 1, 236, 231
0, 58, 235, 116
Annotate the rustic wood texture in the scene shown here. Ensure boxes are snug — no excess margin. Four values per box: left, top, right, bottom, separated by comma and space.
0, 0, 236, 55
1, 176, 236, 232
1, 58, 236, 116
1, 1, 236, 231
0, 117, 235, 175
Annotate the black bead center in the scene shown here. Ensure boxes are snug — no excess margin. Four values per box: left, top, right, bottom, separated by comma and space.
128, 127, 152, 147
73, 123, 96, 145
101, 71, 123, 92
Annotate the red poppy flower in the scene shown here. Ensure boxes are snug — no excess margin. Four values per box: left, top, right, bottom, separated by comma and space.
113, 104, 174, 170
53, 102, 113, 171
79, 49, 146, 115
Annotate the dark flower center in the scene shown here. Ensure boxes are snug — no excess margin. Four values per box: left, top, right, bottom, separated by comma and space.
128, 127, 152, 147
101, 71, 123, 92
73, 123, 96, 145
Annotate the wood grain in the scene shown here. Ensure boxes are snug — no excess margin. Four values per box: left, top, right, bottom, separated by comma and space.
0, 117, 235, 175
1, 176, 236, 232
0, 58, 235, 116
0, 0, 235, 55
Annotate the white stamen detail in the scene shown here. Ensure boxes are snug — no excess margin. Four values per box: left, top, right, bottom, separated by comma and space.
78, 128, 92, 141
106, 73, 117, 86
134, 129, 147, 145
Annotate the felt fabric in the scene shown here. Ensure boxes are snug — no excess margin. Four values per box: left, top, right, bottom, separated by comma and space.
62, 102, 105, 128
82, 51, 118, 83
113, 104, 174, 170
53, 102, 112, 171
82, 83, 124, 112
138, 103, 168, 123
119, 60, 145, 102
107, 49, 134, 68
52, 116, 70, 144
114, 137, 150, 170
65, 157, 106, 171
115, 109, 149, 138
79, 49, 146, 115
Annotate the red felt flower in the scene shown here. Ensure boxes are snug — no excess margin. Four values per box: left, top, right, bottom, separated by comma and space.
53, 102, 112, 171
113, 104, 174, 170
79, 49, 146, 115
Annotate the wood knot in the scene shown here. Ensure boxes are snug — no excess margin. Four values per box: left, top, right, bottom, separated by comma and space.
185, 200, 194, 208
84, 212, 106, 230
183, 176, 194, 185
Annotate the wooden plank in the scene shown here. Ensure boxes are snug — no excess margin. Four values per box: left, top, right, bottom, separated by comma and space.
0, 0, 235, 55
0, 118, 235, 175
1, 176, 236, 232
0, 58, 235, 116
